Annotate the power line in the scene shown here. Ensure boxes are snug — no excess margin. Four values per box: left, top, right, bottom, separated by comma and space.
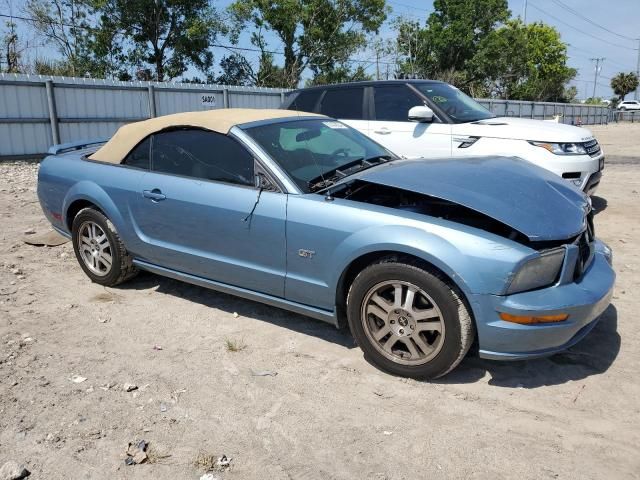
0, 12, 397, 68
548, 0, 637, 42
528, 2, 639, 51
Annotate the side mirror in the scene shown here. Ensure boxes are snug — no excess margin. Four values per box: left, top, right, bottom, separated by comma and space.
408, 105, 434, 123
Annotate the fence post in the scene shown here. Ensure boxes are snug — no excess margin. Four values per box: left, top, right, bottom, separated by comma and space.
147, 85, 157, 118
280, 91, 285, 105
223, 87, 229, 108
45, 79, 60, 146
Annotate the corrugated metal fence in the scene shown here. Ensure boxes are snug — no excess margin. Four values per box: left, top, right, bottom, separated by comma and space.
476, 99, 610, 126
0, 73, 614, 159
0, 73, 288, 159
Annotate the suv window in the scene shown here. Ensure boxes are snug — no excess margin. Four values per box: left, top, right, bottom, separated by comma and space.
288, 90, 322, 113
319, 88, 364, 120
151, 129, 254, 186
123, 137, 151, 169
373, 85, 425, 122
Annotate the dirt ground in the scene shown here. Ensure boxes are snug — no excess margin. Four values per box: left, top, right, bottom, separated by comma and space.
1, 124, 639, 480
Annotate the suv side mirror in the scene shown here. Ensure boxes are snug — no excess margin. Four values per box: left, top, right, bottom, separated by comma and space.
408, 105, 434, 123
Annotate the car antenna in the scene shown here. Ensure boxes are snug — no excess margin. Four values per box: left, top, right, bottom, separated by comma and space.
243, 175, 264, 222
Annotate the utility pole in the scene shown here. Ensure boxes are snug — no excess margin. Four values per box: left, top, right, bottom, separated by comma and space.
523, 0, 528, 24
590, 57, 605, 99
635, 38, 640, 100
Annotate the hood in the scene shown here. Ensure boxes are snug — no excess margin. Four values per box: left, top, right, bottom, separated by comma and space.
349, 157, 589, 241
454, 117, 594, 143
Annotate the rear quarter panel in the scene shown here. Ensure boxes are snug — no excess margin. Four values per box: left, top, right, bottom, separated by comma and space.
38, 153, 146, 252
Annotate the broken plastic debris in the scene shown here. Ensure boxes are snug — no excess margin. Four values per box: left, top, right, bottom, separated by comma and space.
153, 345, 163, 350
216, 455, 232, 470
250, 370, 277, 377
125, 439, 148, 465
70, 375, 87, 383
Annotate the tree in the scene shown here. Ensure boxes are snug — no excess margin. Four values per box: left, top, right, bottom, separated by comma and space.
215, 53, 256, 86
229, 0, 387, 88
470, 20, 576, 101
91, 0, 225, 81
1, 21, 22, 73
611, 72, 639, 100
395, 0, 510, 85
25, 0, 94, 76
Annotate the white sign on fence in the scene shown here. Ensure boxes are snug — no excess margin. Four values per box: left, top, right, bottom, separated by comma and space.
201, 94, 217, 107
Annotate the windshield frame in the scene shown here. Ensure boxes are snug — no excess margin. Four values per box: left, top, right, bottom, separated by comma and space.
409, 82, 496, 124
240, 117, 398, 194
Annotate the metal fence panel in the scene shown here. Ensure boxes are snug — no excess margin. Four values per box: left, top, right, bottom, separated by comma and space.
0, 73, 616, 159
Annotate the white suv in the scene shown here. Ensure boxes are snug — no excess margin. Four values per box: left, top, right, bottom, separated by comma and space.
618, 100, 640, 111
283, 80, 605, 195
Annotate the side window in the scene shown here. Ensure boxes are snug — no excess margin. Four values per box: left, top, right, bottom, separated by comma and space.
123, 137, 150, 169
288, 90, 323, 113
319, 88, 364, 120
151, 129, 254, 186
374, 86, 425, 122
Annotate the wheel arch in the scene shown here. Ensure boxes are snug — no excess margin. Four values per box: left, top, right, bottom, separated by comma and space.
334, 249, 475, 331
62, 181, 127, 235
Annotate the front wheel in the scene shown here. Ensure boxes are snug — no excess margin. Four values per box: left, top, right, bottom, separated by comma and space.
71, 207, 138, 286
347, 259, 474, 379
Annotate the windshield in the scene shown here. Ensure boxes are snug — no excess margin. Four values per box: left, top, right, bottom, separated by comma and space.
414, 83, 495, 123
245, 119, 395, 193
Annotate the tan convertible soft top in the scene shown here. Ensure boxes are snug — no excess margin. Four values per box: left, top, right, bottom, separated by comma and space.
89, 108, 324, 164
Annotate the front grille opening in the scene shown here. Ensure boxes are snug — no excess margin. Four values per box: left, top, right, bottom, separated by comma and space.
562, 172, 581, 179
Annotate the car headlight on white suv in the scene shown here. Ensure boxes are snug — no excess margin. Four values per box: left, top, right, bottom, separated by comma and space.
529, 141, 587, 155
505, 247, 565, 294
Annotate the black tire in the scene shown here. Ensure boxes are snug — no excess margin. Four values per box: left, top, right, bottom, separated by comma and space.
346, 258, 474, 379
71, 207, 138, 286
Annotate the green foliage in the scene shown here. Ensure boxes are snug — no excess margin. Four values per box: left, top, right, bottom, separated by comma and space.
584, 97, 604, 105
214, 53, 256, 86
229, 0, 387, 88
90, 0, 225, 81
472, 20, 576, 101
610, 72, 639, 100
394, 1, 575, 101
396, 0, 510, 84
1, 21, 22, 73
25, 0, 95, 76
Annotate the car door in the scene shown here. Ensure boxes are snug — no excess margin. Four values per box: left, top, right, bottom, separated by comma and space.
317, 86, 369, 136
129, 128, 287, 297
369, 84, 452, 158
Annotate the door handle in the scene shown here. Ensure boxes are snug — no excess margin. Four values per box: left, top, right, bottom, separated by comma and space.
373, 128, 391, 135
143, 189, 166, 201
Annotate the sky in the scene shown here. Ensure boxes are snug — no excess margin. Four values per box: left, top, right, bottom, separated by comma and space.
2, 0, 639, 100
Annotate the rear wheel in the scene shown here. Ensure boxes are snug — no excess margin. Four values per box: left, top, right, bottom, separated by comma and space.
347, 259, 474, 379
72, 207, 138, 286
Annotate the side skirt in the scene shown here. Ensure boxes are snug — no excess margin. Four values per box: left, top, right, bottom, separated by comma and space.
132, 259, 339, 327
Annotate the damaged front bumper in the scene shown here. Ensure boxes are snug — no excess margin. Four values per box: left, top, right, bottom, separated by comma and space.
470, 240, 615, 360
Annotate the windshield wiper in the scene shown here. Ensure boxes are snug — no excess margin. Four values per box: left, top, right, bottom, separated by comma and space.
308, 155, 393, 192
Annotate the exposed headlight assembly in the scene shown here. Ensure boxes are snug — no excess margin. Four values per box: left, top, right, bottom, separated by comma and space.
529, 141, 587, 155
506, 247, 565, 294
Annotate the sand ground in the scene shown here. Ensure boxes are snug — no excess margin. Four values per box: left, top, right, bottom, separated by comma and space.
1, 124, 639, 479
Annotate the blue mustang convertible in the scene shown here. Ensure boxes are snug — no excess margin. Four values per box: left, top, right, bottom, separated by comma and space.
37, 109, 615, 379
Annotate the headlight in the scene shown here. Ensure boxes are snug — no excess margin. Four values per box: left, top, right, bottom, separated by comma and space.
506, 248, 565, 294
529, 141, 587, 155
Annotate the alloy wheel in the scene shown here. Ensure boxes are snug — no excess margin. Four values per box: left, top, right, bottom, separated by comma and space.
361, 280, 445, 365
77, 220, 113, 277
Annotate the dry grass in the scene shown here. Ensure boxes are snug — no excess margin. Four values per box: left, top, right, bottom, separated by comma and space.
224, 338, 247, 352
194, 451, 217, 471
